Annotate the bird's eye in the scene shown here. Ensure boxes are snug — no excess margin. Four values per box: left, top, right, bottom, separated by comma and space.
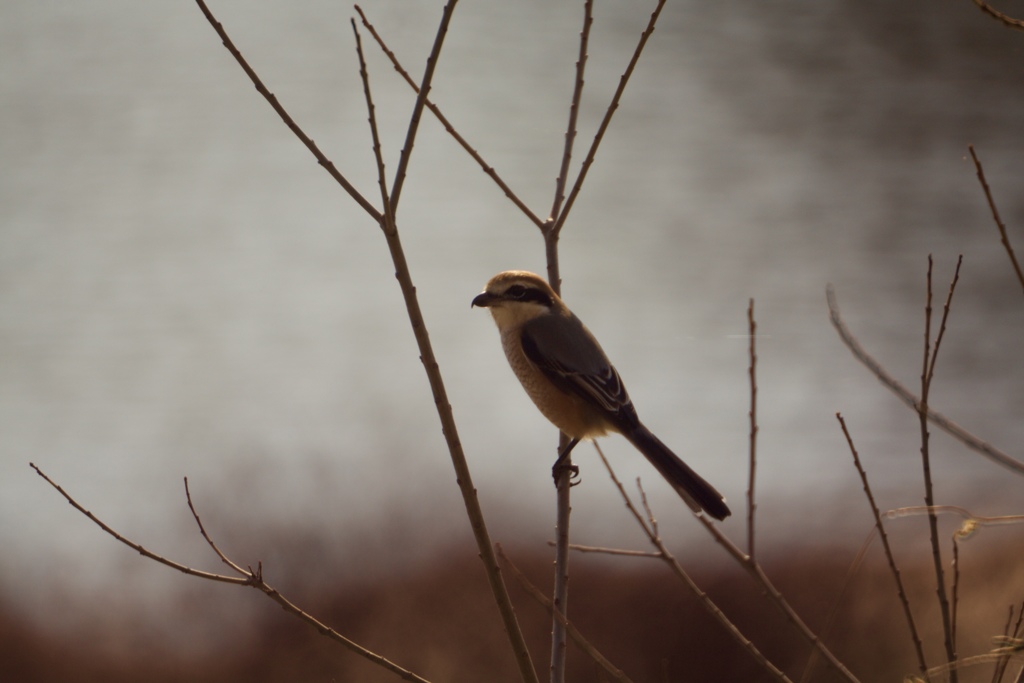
507, 285, 526, 299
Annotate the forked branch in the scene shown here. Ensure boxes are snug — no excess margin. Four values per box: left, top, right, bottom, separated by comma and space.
353, 5, 545, 229
497, 545, 635, 683
193, 3, 538, 681
193, 0, 380, 220
548, 0, 667, 241
30, 464, 433, 683
917, 256, 961, 681
592, 445, 795, 683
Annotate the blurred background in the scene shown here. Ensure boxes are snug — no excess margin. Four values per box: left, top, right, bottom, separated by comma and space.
2, 0, 1023, 680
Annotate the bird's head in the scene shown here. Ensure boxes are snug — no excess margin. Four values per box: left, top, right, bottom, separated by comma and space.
472, 270, 560, 328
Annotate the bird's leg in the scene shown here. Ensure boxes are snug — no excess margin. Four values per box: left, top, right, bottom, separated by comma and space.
552, 437, 581, 486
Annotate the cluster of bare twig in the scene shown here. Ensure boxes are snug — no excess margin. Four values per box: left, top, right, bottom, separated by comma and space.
822, 144, 1024, 681
31, 1, 1024, 682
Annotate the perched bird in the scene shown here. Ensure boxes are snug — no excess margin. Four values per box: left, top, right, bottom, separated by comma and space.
472, 270, 730, 520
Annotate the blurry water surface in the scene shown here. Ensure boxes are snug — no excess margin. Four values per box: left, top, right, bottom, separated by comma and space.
2, 0, 1023, 642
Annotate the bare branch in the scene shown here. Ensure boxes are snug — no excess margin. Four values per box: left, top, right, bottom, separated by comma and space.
952, 537, 961, 665
31, 463, 433, 683
551, 450, 573, 683
193, 0, 381, 221
969, 0, 1024, 31
800, 527, 879, 683
747, 298, 758, 558
835, 415, 929, 678
549, 0, 593, 224
918, 256, 958, 681
184, 477, 248, 578
991, 601, 1024, 682
695, 510, 860, 682
925, 255, 963, 388
550, 0, 667, 239
557, 542, 661, 558
593, 445, 795, 682
353, 5, 545, 229
193, 5, 539, 680
924, 639, 1024, 680
968, 145, 1024, 294
351, 18, 395, 233
388, 0, 459, 212
826, 285, 1024, 475
497, 545, 635, 683
636, 477, 659, 538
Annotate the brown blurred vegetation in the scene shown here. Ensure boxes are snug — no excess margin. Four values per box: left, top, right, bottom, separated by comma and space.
3, 533, 1022, 682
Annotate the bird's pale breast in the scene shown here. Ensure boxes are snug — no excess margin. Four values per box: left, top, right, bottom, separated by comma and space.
500, 329, 609, 439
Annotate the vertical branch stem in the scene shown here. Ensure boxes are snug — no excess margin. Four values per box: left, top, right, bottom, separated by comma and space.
544, 5, 593, 657
951, 537, 960, 658
746, 298, 758, 558
551, 449, 572, 683
919, 256, 957, 681
349, 13, 539, 683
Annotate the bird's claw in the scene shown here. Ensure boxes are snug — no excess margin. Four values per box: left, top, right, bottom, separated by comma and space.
552, 461, 580, 487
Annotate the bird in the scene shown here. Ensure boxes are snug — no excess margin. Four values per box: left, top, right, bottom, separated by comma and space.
472, 270, 730, 521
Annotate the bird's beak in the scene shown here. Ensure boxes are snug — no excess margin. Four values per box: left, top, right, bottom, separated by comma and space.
471, 292, 495, 308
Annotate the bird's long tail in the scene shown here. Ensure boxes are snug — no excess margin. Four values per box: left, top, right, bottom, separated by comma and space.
625, 424, 731, 520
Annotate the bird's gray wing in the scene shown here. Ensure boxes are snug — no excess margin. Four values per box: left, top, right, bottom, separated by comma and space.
520, 312, 637, 427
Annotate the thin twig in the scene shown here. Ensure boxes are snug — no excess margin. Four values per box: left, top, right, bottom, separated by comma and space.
746, 298, 758, 558
799, 526, 878, 683
593, 444, 795, 682
951, 537, 961, 662
927, 255, 963, 388
497, 545, 636, 683
31, 463, 433, 683
353, 5, 545, 229
637, 477, 660, 539
833, 415, 929, 678
352, 12, 540, 683
550, 0, 667, 240
969, 0, 1024, 31
694, 510, 860, 682
548, 0, 593, 225
826, 285, 1024, 476
992, 602, 1024, 683
388, 0, 458, 212
184, 477, 248, 577
32, 464, 245, 586
193, 5, 539, 680
193, 0, 381, 221
968, 145, 1024, 294
992, 605, 1017, 683
351, 19, 394, 231
551, 451, 572, 683
918, 256, 959, 681
885, 505, 1024, 529
924, 640, 1024, 680
550, 542, 661, 558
